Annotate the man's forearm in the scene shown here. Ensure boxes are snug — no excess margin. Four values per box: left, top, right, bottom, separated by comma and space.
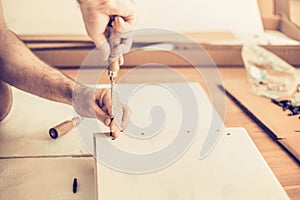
0, 28, 75, 105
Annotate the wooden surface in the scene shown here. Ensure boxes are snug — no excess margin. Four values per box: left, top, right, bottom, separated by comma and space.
95, 128, 290, 200
224, 78, 300, 162
61, 67, 300, 200
0, 157, 95, 199
0, 88, 90, 157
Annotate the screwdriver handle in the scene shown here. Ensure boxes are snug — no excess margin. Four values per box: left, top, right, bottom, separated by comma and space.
108, 59, 120, 79
49, 117, 82, 139
106, 23, 121, 78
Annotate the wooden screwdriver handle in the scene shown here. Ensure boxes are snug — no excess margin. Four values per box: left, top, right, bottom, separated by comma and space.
49, 117, 81, 139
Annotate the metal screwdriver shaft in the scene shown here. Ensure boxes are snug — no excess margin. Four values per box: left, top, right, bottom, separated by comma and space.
109, 60, 119, 119
108, 56, 120, 136
108, 59, 119, 136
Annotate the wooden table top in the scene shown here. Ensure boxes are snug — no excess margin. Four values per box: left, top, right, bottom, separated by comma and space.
61, 67, 300, 199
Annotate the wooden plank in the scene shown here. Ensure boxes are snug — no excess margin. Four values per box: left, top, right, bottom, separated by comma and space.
94, 128, 289, 200
0, 87, 89, 157
92, 82, 288, 200
30, 43, 300, 68
0, 157, 95, 200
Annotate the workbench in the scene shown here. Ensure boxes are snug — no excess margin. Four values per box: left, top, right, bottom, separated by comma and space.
0, 67, 299, 199
1, 0, 299, 198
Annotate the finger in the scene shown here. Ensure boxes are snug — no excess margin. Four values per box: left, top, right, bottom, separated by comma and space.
93, 34, 107, 48
96, 103, 120, 138
100, 88, 113, 115
114, 101, 124, 126
112, 16, 135, 33
95, 102, 120, 138
100, 89, 124, 138
96, 38, 110, 60
95, 89, 112, 125
119, 37, 133, 54
110, 120, 121, 138
94, 104, 111, 127
118, 55, 124, 65
107, 29, 122, 60
123, 12, 136, 29
121, 104, 131, 131
106, 27, 122, 46
81, 10, 111, 59
111, 37, 133, 58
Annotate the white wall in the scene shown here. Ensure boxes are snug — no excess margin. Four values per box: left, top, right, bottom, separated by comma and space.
2, 0, 264, 39
2, 0, 86, 35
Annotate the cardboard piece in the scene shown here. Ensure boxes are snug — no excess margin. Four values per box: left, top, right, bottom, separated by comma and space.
280, 135, 300, 160
94, 128, 290, 200
0, 157, 95, 200
224, 78, 300, 162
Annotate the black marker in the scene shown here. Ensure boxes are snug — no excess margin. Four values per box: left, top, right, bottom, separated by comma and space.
73, 178, 78, 193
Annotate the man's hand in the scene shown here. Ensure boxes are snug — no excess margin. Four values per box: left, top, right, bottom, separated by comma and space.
78, 0, 136, 60
72, 85, 130, 138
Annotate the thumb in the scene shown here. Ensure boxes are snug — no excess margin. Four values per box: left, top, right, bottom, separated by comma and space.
94, 35, 110, 61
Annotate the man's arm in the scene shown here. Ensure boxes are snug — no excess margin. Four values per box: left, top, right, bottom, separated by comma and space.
0, 1, 74, 105
0, 29, 75, 105
0, 1, 128, 136
0, 1, 12, 121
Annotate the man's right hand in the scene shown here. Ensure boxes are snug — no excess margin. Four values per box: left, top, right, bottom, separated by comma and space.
72, 85, 131, 138
78, 0, 136, 61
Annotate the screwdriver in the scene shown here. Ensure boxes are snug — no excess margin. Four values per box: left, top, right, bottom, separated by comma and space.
107, 17, 121, 137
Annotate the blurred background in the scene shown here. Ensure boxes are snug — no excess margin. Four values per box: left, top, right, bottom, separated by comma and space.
291, 0, 300, 25
4, 0, 300, 38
